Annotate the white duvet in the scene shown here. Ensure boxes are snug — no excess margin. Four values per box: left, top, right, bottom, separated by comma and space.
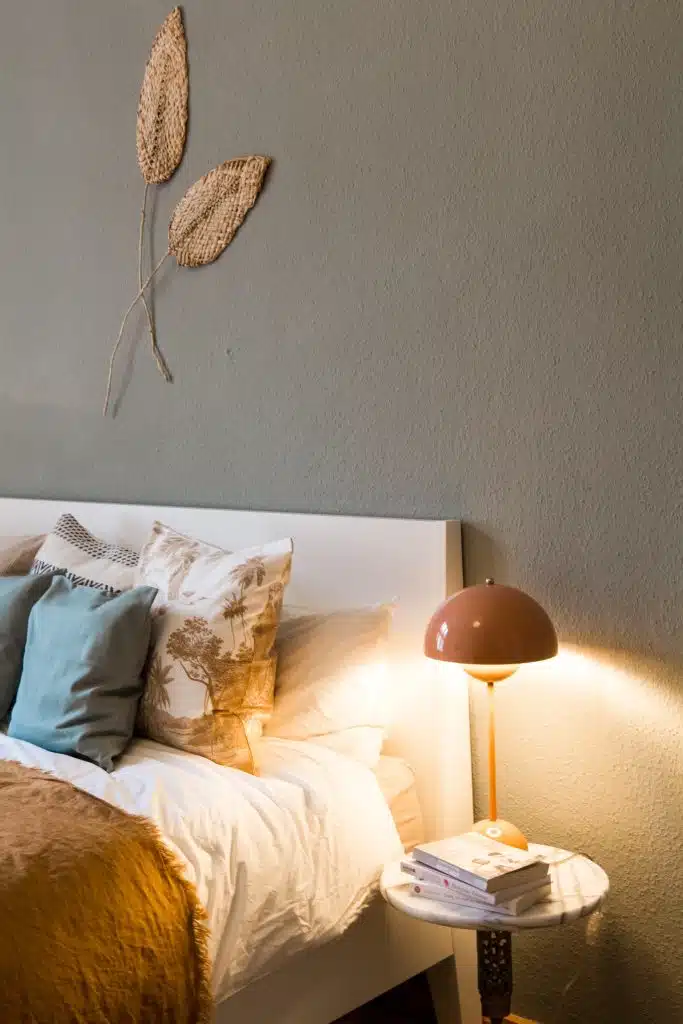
0, 733, 403, 1002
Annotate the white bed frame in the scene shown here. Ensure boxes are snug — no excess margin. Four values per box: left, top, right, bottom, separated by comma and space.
0, 498, 478, 1024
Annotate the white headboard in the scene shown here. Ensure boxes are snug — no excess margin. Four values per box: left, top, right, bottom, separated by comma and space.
0, 498, 472, 841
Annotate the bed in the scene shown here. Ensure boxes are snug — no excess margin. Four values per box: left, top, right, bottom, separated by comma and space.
0, 498, 476, 1024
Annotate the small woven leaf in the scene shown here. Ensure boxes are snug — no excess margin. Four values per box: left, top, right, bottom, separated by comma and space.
136, 7, 188, 185
168, 156, 271, 268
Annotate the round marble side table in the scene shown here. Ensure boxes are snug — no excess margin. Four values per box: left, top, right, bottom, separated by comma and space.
381, 844, 609, 1024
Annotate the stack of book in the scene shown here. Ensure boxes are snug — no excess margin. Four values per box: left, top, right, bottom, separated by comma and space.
402, 832, 551, 916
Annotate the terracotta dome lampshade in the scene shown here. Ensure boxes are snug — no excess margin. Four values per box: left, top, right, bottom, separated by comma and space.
424, 579, 558, 678
424, 579, 558, 850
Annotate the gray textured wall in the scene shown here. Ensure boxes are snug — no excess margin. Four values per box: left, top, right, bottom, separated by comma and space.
1, 2, 681, 1020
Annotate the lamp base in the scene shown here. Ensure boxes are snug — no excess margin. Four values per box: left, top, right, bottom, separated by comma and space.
472, 818, 529, 851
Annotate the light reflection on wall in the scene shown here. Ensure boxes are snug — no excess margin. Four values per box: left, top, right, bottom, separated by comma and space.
521, 644, 680, 743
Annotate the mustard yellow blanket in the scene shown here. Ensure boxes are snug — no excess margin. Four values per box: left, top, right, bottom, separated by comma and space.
0, 760, 211, 1023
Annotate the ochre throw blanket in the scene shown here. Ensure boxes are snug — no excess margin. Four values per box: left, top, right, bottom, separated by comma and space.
0, 760, 212, 1023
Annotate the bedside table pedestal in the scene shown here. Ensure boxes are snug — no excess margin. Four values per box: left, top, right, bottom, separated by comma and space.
477, 929, 513, 1024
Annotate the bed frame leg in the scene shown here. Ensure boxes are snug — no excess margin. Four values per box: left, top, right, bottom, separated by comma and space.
427, 957, 461, 1024
427, 931, 480, 1024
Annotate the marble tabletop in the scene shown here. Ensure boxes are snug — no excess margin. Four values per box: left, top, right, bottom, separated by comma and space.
381, 843, 609, 933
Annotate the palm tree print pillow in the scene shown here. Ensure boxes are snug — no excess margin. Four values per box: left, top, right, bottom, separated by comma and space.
136, 522, 293, 772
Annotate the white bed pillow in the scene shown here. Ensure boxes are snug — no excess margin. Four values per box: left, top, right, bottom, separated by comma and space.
264, 606, 392, 767
374, 755, 425, 851
30, 514, 139, 593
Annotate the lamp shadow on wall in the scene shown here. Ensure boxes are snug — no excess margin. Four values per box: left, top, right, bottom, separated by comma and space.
516, 896, 675, 1023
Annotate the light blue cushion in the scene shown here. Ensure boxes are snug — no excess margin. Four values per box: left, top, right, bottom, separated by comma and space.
8, 575, 157, 771
0, 574, 54, 720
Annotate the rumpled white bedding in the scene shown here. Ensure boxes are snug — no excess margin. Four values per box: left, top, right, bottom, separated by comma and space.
0, 732, 403, 1002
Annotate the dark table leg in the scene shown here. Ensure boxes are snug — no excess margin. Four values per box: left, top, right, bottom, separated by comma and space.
477, 929, 513, 1024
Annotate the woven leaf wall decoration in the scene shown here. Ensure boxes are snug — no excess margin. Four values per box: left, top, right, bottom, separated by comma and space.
169, 156, 271, 267
136, 7, 188, 184
103, 10, 274, 418
133, 6, 189, 389
104, 155, 271, 416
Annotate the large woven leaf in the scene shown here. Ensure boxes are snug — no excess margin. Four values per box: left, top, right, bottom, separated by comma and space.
136, 7, 188, 185
168, 156, 270, 267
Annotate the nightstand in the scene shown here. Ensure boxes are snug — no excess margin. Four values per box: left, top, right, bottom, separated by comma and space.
381, 844, 609, 1024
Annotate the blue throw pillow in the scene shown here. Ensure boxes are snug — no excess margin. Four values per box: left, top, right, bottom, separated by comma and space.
8, 575, 157, 771
0, 574, 55, 720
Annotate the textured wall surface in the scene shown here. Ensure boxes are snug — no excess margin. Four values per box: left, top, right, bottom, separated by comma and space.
0, 2, 681, 1021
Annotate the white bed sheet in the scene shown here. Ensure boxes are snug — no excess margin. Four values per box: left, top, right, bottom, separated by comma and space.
0, 732, 403, 1002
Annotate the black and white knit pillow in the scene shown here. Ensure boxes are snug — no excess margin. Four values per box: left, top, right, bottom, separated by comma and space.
31, 514, 139, 594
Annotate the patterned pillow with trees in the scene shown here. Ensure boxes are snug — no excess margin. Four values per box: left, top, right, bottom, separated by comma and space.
136, 522, 293, 772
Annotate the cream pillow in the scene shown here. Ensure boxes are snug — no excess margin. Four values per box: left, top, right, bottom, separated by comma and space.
265, 606, 392, 767
136, 522, 293, 773
31, 514, 139, 593
0, 536, 45, 576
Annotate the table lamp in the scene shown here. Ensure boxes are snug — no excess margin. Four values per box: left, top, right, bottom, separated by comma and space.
424, 578, 557, 850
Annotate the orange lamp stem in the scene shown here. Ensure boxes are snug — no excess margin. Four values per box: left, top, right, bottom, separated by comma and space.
466, 666, 528, 849
487, 681, 497, 823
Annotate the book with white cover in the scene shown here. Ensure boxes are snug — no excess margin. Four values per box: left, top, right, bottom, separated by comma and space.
410, 879, 552, 916
401, 856, 549, 906
413, 832, 549, 893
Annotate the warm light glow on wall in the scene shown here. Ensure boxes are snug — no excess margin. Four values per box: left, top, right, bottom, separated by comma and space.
522, 644, 677, 738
